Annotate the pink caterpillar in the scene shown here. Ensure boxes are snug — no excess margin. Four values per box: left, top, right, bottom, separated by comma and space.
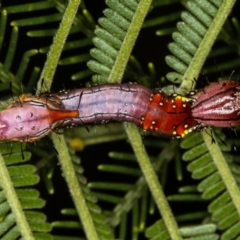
1, 80, 239, 142
0, 83, 197, 142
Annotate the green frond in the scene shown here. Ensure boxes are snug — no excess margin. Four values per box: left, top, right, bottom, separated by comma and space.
5, 1, 95, 85
204, 17, 240, 74
180, 130, 240, 239
166, 0, 235, 94
51, 133, 114, 239
88, 0, 152, 84
67, 149, 114, 239
0, 143, 51, 239
146, 221, 218, 240
88, 135, 183, 239
87, 0, 135, 83
0, 11, 38, 96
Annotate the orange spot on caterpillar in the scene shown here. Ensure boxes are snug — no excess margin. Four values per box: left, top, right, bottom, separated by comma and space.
47, 109, 79, 124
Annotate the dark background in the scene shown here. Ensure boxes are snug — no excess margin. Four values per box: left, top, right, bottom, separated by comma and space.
1, 1, 240, 239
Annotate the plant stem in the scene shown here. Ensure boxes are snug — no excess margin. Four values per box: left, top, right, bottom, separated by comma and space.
180, 0, 236, 93
124, 123, 182, 240
51, 134, 99, 240
0, 154, 34, 239
108, 0, 152, 82
37, 0, 82, 92
35, 0, 98, 237
202, 130, 240, 217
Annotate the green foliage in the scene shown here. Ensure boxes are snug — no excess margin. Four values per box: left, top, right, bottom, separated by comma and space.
0, 142, 51, 239
0, 0, 240, 239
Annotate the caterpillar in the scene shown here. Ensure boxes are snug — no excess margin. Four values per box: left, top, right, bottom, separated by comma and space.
0, 83, 197, 142
2, 80, 239, 143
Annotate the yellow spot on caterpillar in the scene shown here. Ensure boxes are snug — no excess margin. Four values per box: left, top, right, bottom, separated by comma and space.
184, 129, 189, 135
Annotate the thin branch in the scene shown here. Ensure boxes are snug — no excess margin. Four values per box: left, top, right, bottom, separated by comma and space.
51, 133, 99, 239
124, 123, 182, 240
37, 0, 82, 92
0, 154, 34, 239
108, 0, 152, 82
180, 0, 236, 93
202, 130, 240, 217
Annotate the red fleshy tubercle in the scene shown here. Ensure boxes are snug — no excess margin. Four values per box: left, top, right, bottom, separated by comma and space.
141, 92, 165, 131
166, 95, 198, 137
141, 91, 198, 137
0, 94, 79, 142
191, 80, 240, 128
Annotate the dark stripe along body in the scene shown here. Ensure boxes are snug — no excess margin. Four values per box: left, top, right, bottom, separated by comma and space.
55, 83, 197, 138
191, 80, 240, 128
